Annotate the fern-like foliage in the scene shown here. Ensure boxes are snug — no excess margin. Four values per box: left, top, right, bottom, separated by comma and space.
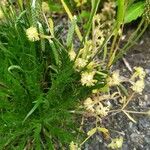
0, 1, 92, 149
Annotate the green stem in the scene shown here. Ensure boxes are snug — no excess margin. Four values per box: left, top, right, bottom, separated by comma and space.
116, 0, 125, 31
114, 20, 148, 63
74, 0, 101, 61
107, 0, 125, 67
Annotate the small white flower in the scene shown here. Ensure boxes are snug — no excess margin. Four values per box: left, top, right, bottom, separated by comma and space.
81, 71, 97, 87
26, 26, 39, 42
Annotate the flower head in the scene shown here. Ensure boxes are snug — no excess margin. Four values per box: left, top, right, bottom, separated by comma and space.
75, 58, 87, 69
95, 102, 109, 117
26, 26, 39, 42
74, 0, 87, 7
108, 70, 122, 86
131, 79, 145, 94
69, 141, 79, 150
84, 98, 95, 112
108, 137, 123, 149
132, 66, 146, 80
0, 0, 8, 6
81, 71, 97, 87
69, 50, 76, 61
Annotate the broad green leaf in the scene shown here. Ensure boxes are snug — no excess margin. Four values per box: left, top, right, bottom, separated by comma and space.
125, 2, 145, 23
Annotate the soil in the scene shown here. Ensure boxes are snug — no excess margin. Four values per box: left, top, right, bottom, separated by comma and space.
83, 28, 150, 150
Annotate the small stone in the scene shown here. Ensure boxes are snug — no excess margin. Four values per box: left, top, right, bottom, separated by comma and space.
130, 133, 144, 144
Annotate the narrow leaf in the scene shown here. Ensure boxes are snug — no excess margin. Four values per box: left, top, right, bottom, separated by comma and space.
66, 16, 76, 48
49, 40, 60, 66
87, 128, 97, 136
23, 95, 44, 123
122, 110, 137, 123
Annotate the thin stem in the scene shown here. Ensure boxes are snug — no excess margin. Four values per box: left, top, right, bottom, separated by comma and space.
125, 110, 149, 115
74, 0, 101, 61
107, 24, 125, 68
121, 92, 135, 110
60, 0, 83, 41
114, 19, 147, 63
120, 23, 148, 53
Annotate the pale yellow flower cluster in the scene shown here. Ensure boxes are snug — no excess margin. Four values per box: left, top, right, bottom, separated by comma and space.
131, 66, 146, 80
69, 141, 79, 150
0, 0, 7, 6
108, 137, 123, 149
74, 0, 87, 7
108, 70, 122, 86
75, 58, 87, 69
84, 98, 95, 112
131, 79, 145, 94
68, 50, 76, 61
26, 27, 40, 42
73, 40, 98, 87
93, 1, 116, 49
81, 71, 97, 87
84, 97, 110, 117
95, 102, 109, 117
131, 66, 146, 94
